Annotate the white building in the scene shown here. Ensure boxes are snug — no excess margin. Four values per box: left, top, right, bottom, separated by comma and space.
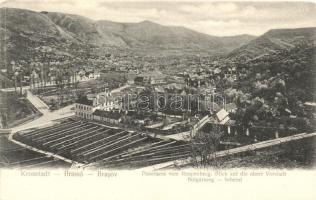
75, 96, 96, 119
75, 91, 121, 119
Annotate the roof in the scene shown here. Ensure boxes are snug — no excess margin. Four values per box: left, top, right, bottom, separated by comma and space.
219, 116, 230, 125
134, 76, 144, 82
100, 67, 123, 73
304, 102, 316, 107
125, 111, 151, 120
76, 96, 94, 106
214, 68, 221, 74
285, 108, 292, 114
169, 83, 183, 90
155, 86, 165, 93
98, 95, 117, 104
92, 110, 122, 120
226, 119, 236, 126
216, 109, 229, 122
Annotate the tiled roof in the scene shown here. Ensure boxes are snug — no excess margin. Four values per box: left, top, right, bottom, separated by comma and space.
126, 111, 150, 120
76, 96, 93, 106
93, 110, 122, 120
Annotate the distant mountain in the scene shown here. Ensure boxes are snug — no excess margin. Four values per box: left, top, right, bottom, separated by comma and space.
219, 34, 256, 51
228, 27, 316, 61
0, 8, 76, 65
43, 11, 253, 54
0, 7, 257, 63
43, 11, 127, 46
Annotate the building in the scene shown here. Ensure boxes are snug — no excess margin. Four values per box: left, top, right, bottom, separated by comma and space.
304, 102, 316, 111
186, 75, 206, 88
126, 70, 139, 84
92, 110, 122, 125
75, 96, 96, 119
150, 76, 166, 85
216, 109, 230, 125
75, 91, 121, 119
100, 69, 126, 83
134, 76, 150, 85
97, 91, 121, 111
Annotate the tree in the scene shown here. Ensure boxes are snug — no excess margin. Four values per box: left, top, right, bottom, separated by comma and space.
18, 63, 24, 95
10, 61, 17, 93
13, 71, 18, 93
0, 109, 8, 129
188, 124, 223, 167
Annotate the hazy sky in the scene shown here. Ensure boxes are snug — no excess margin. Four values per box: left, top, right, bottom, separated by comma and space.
1, 0, 316, 36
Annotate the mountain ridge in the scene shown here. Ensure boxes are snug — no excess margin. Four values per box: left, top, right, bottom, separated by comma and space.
1, 7, 315, 70
0, 7, 257, 54
228, 27, 316, 61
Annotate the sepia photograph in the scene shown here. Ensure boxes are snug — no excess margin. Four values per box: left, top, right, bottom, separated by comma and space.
0, 0, 315, 199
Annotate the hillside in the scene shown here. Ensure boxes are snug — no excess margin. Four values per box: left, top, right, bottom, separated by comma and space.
43, 12, 254, 54
228, 27, 316, 61
0, 7, 257, 66
219, 34, 256, 51
222, 43, 315, 131
43, 11, 127, 47
215, 27, 316, 129
0, 8, 77, 66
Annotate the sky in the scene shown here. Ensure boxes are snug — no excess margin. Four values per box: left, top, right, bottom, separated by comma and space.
0, 0, 316, 36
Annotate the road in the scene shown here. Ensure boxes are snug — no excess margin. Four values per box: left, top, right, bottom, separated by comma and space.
2, 79, 128, 167
6, 89, 79, 166
0, 76, 96, 92
110, 84, 131, 94
141, 132, 316, 170
164, 131, 191, 141
25, 90, 50, 114
10, 89, 75, 133
4, 82, 131, 135
5, 86, 73, 133
10, 104, 74, 133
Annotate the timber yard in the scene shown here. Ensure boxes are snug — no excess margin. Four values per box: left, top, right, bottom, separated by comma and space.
1, 7, 316, 170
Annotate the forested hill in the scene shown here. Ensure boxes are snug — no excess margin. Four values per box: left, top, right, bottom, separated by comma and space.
228, 27, 316, 62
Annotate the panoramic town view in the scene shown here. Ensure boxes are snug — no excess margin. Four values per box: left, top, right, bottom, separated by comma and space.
0, 1, 315, 170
